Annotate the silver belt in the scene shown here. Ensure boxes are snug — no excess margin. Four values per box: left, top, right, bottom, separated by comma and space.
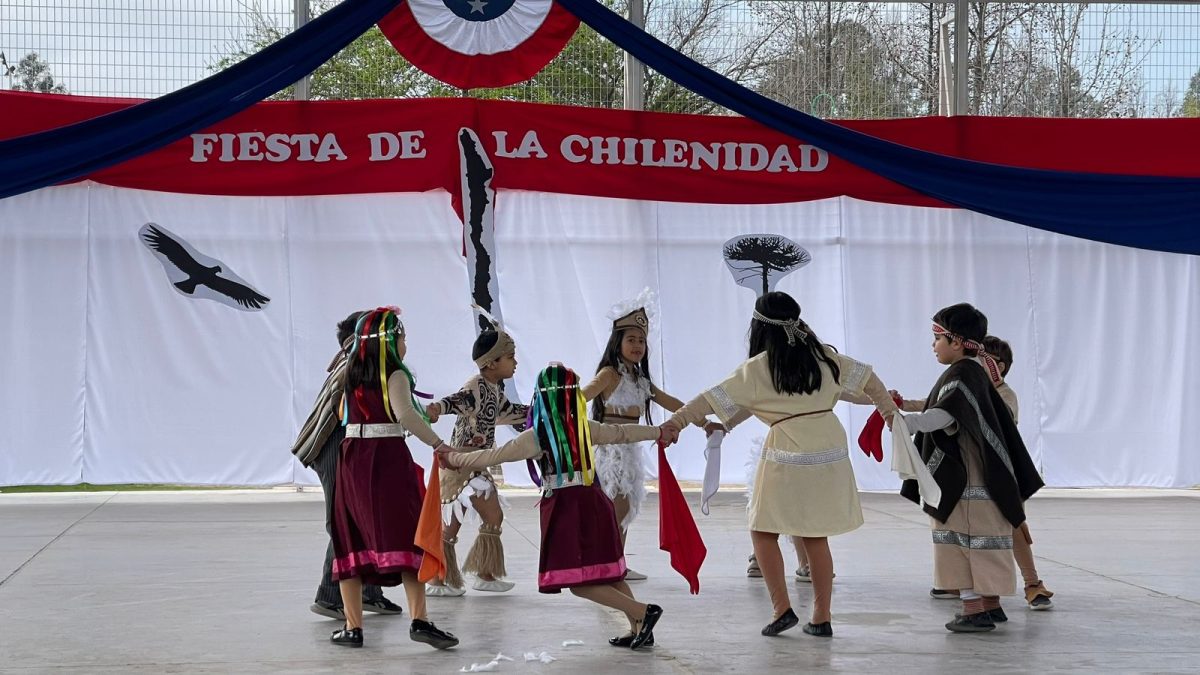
344, 423, 408, 439
541, 474, 589, 495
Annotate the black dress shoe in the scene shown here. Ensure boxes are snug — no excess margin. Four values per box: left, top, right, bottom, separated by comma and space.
946, 611, 996, 633
630, 604, 663, 650
410, 619, 459, 650
330, 626, 363, 647
761, 608, 800, 636
802, 621, 833, 637
609, 632, 654, 648
988, 607, 1008, 623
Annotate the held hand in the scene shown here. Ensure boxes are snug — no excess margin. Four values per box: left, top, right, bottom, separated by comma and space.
885, 413, 896, 431
658, 422, 681, 446
425, 403, 441, 423
703, 421, 726, 438
434, 443, 457, 469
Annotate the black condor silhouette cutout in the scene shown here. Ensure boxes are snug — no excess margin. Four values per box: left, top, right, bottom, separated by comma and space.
139, 223, 270, 311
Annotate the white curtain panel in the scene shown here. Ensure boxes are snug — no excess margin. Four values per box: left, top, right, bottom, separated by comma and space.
82, 184, 295, 485
1, 184, 1196, 488
0, 185, 89, 485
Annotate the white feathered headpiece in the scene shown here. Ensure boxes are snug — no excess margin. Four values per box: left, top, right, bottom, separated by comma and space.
606, 287, 658, 338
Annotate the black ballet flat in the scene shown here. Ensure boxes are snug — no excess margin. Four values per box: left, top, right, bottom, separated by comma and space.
330, 626, 363, 647
609, 632, 654, 648
410, 619, 459, 650
802, 621, 833, 637
630, 604, 663, 650
761, 608, 799, 636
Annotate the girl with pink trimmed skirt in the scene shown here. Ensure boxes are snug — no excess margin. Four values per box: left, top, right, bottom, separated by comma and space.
329, 307, 458, 650
440, 363, 675, 650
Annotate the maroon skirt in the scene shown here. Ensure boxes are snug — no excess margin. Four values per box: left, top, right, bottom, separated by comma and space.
331, 435, 424, 586
538, 483, 627, 593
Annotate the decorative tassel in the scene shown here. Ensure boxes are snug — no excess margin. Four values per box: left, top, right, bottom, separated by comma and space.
462, 524, 506, 580
442, 536, 465, 589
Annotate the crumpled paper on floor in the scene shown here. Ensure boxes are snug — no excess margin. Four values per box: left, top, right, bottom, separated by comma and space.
524, 651, 557, 663
460, 653, 513, 672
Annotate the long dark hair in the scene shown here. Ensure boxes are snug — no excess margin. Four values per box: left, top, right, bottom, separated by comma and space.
748, 292, 840, 395
590, 327, 655, 423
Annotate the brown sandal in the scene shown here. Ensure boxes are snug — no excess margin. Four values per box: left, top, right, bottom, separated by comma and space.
1024, 582, 1054, 610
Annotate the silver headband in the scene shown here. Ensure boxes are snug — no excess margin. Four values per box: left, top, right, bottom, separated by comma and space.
752, 309, 808, 346
360, 322, 404, 340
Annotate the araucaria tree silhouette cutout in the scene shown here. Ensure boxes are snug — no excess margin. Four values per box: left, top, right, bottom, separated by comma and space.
722, 236, 812, 294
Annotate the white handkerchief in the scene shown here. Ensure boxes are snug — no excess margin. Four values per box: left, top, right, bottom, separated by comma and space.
891, 414, 942, 509
701, 430, 724, 515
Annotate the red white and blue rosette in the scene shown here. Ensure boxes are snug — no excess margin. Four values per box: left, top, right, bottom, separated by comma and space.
379, 0, 580, 89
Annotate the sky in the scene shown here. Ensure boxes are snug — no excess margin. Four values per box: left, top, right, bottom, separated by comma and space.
1, 0, 1197, 111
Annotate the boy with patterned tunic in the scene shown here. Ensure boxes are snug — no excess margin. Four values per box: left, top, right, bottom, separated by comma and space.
424, 324, 528, 595
898, 304, 1044, 632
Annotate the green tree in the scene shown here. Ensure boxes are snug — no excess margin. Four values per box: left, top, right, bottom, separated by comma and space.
468, 16, 625, 108
1, 52, 68, 94
212, 1, 454, 101
216, 0, 762, 113
753, 3, 915, 118
1180, 70, 1200, 117
474, 0, 771, 113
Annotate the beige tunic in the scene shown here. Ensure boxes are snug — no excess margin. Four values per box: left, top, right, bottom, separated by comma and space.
930, 429, 1018, 596
387, 371, 444, 448
996, 382, 1019, 424
670, 351, 897, 537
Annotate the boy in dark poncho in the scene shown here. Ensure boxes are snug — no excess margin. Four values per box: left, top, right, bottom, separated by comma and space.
898, 303, 1043, 633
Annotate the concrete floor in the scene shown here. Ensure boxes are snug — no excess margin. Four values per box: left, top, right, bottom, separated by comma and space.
0, 488, 1197, 674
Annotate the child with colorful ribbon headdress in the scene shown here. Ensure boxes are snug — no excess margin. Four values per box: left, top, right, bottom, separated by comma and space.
438, 363, 678, 651
327, 306, 458, 650
892, 303, 1044, 633
292, 310, 402, 621
422, 306, 528, 597
581, 288, 716, 581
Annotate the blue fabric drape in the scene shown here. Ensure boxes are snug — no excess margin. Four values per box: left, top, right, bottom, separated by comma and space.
2, 0, 1197, 254
0, 0, 401, 201
559, 0, 1200, 255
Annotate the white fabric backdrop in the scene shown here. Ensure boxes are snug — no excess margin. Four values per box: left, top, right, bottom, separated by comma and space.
0, 186, 88, 485
0, 183, 1196, 488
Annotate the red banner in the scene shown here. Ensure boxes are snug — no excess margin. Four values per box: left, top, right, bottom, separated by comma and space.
5, 91, 1199, 206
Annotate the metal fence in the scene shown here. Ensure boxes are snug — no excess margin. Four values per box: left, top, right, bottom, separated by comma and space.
2, 1, 1198, 117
